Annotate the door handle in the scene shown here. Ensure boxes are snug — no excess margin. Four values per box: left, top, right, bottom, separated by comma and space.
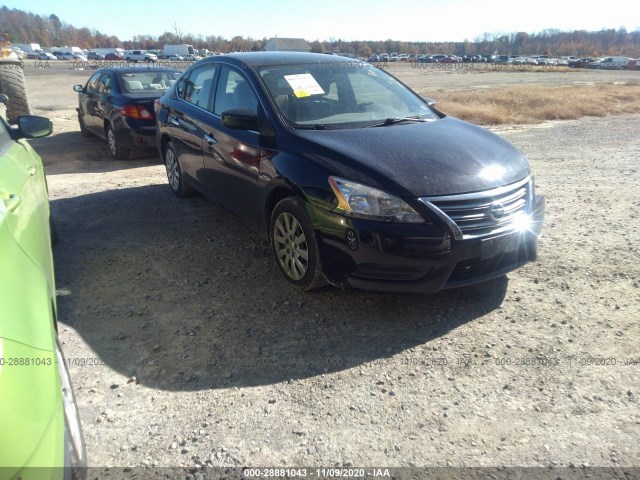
4, 194, 21, 212
204, 134, 217, 145
171, 117, 181, 127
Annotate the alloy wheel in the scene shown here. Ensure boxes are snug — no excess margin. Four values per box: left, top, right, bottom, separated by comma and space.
273, 212, 309, 281
107, 128, 117, 156
165, 147, 180, 191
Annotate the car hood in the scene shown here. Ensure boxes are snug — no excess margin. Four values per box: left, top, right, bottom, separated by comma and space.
292, 117, 530, 197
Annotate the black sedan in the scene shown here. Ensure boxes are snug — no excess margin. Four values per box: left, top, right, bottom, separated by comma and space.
74, 67, 181, 159
155, 52, 545, 293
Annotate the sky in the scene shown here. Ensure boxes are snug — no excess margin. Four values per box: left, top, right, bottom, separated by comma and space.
4, 0, 639, 42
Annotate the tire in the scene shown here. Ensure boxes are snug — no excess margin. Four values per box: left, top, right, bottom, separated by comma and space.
270, 197, 326, 290
105, 124, 129, 160
78, 112, 92, 138
0, 62, 32, 123
56, 338, 88, 480
163, 141, 195, 197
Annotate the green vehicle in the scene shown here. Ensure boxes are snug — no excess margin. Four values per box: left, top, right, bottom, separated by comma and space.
0, 97, 86, 479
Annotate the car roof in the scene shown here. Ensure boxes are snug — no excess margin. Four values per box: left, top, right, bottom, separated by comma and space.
205, 51, 360, 68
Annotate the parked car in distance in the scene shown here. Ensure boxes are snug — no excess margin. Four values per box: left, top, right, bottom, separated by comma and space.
154, 52, 545, 292
105, 52, 125, 61
11, 47, 27, 59
568, 57, 594, 68
125, 50, 158, 63
0, 102, 87, 478
72, 53, 88, 62
185, 54, 203, 61
439, 55, 462, 63
35, 51, 57, 61
74, 67, 181, 159
513, 57, 538, 65
87, 51, 105, 60
590, 56, 629, 69
166, 54, 185, 60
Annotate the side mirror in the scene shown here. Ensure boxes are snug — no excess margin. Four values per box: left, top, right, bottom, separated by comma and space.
422, 97, 437, 107
16, 116, 53, 139
73, 84, 84, 93
221, 108, 258, 131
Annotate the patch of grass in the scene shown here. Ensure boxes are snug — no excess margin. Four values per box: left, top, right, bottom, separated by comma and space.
424, 82, 640, 125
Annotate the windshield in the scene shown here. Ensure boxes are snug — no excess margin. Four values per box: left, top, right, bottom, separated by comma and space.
256, 62, 437, 129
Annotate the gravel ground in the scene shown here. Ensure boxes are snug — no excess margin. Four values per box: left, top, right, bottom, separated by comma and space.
22, 62, 640, 474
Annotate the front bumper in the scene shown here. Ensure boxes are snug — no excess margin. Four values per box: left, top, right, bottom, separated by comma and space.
314, 194, 545, 293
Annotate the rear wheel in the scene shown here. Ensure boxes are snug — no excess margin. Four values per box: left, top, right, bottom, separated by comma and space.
270, 197, 326, 290
0, 63, 32, 123
106, 124, 128, 160
164, 141, 195, 197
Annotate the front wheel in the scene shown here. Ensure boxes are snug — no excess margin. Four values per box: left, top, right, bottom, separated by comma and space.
270, 197, 326, 290
78, 112, 92, 138
106, 124, 128, 160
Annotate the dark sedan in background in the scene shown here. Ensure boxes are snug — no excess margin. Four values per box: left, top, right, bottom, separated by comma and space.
74, 67, 181, 159
155, 52, 545, 293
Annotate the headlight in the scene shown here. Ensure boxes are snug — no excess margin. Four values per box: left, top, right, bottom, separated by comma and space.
328, 176, 425, 223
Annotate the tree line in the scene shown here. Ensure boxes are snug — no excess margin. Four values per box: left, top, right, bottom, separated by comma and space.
1, 6, 638, 57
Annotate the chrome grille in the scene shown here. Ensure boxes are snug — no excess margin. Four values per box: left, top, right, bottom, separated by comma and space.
420, 177, 532, 239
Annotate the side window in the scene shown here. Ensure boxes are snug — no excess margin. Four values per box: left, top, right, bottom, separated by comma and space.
213, 67, 258, 116
175, 74, 188, 99
182, 65, 217, 109
86, 72, 102, 91
98, 73, 111, 94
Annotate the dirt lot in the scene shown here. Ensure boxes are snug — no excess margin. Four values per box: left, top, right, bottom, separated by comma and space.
22, 61, 640, 473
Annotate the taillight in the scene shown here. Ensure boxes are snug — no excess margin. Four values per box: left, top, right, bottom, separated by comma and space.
120, 105, 153, 120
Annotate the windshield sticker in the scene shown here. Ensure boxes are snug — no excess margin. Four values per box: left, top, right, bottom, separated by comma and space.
284, 73, 325, 98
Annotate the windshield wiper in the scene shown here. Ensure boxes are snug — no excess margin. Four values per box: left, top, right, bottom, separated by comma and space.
365, 116, 428, 128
